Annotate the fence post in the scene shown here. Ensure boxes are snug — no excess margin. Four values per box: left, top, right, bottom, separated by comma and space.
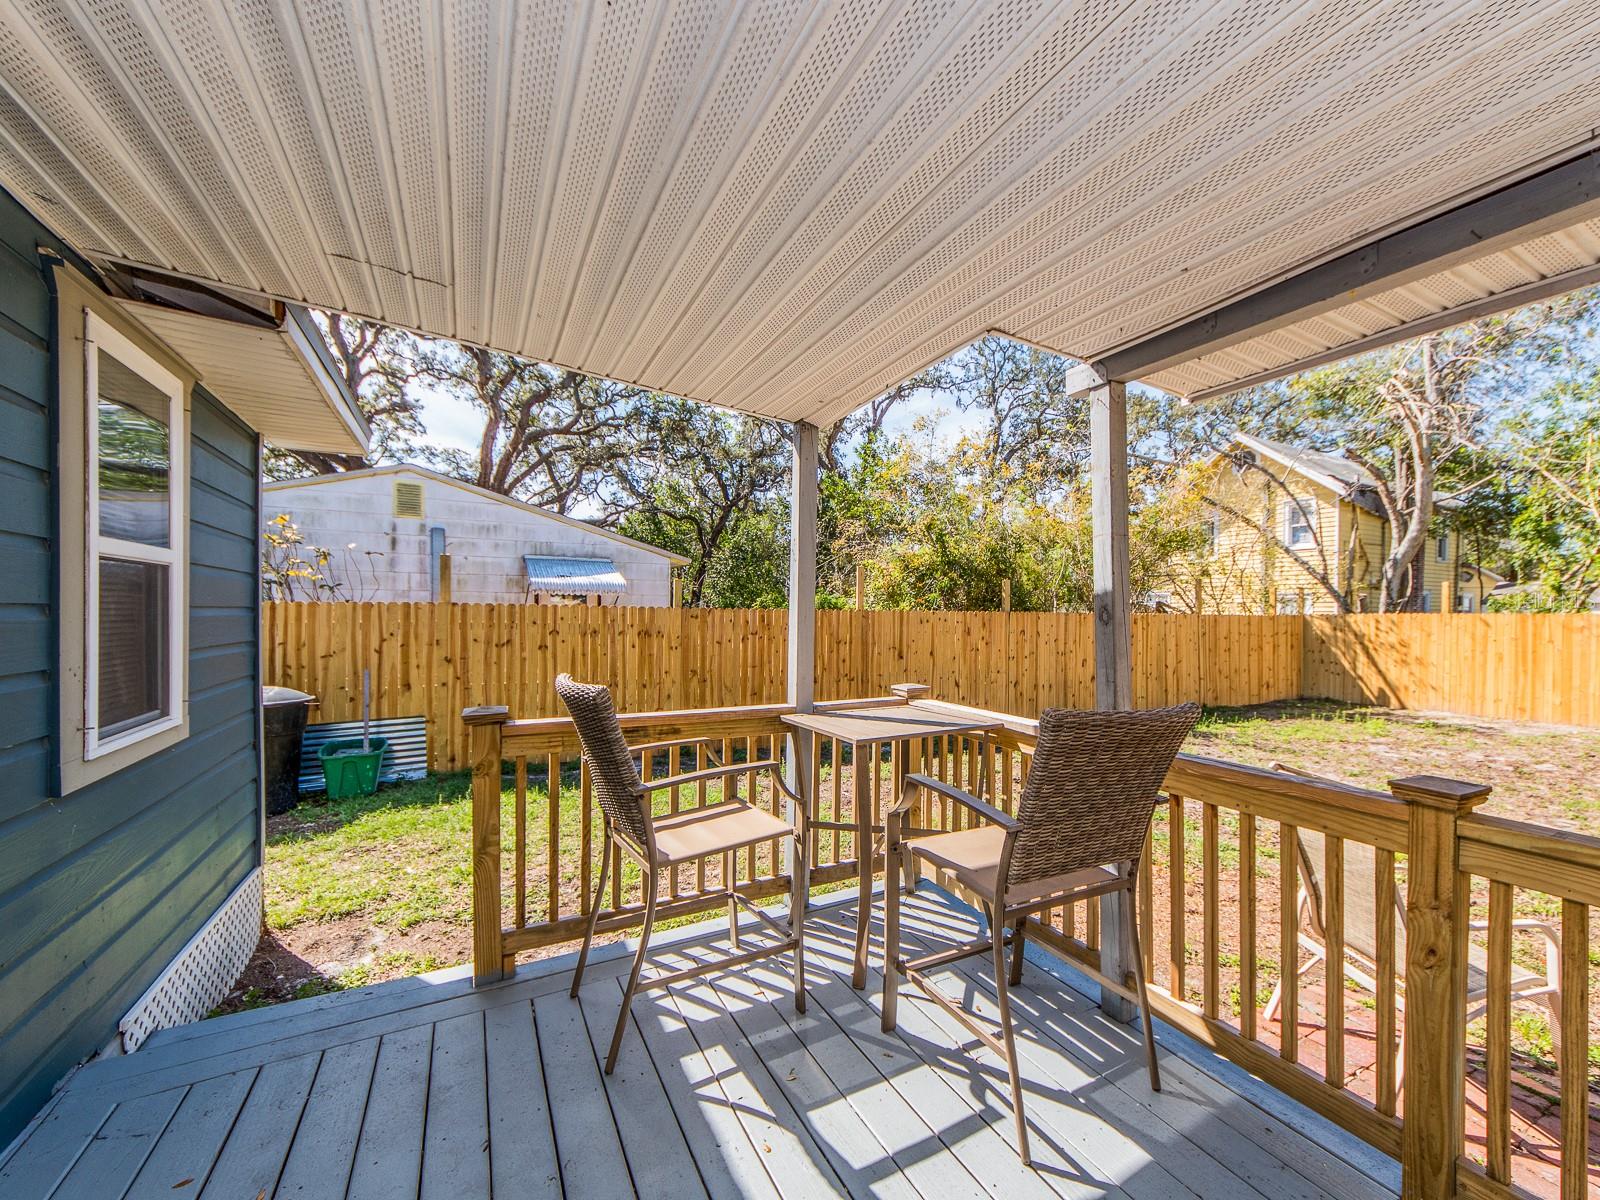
1390, 774, 1490, 1200
465, 705, 510, 986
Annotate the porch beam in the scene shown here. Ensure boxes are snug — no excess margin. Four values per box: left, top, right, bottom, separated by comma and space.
786, 421, 819, 903
1090, 379, 1136, 1022
1094, 148, 1600, 382
788, 421, 819, 715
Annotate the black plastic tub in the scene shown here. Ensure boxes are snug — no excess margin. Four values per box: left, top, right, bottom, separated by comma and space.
262, 686, 315, 815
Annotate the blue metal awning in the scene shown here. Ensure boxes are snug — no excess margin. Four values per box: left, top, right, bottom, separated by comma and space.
523, 555, 628, 595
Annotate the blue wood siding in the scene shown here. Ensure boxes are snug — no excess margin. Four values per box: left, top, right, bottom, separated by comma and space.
0, 189, 263, 1146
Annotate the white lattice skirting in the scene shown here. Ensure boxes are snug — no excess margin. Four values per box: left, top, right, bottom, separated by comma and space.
119, 868, 263, 1052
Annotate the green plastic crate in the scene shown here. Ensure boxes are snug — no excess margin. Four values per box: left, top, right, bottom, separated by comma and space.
317, 737, 389, 798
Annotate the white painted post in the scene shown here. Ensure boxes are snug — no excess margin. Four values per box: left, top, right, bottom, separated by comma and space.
1091, 379, 1136, 1021
787, 422, 819, 909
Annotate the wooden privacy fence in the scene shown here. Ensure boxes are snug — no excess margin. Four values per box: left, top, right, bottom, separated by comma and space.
262, 604, 1600, 773
466, 692, 1597, 1200
263, 603, 1303, 771
1304, 613, 1600, 727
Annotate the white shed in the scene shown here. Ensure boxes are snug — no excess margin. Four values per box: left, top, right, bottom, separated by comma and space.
263, 466, 685, 606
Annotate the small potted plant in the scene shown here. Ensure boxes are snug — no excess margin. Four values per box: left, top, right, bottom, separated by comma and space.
319, 670, 388, 799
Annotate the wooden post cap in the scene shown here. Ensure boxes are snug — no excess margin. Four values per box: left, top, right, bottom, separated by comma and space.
888, 683, 931, 699
462, 705, 511, 725
1388, 774, 1491, 810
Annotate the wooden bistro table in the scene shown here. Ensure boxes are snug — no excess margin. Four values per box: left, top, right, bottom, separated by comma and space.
782, 700, 1002, 988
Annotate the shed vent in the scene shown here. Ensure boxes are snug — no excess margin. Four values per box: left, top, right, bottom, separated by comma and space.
393, 480, 424, 518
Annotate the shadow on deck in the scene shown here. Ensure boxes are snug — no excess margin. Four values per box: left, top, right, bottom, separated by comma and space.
0, 888, 1399, 1199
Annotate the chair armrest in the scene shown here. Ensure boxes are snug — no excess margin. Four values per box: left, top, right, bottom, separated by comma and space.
894, 773, 1019, 831
1468, 917, 1562, 978
630, 736, 723, 768
642, 757, 800, 805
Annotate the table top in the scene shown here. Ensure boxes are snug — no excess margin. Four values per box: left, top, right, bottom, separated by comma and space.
781, 702, 1000, 745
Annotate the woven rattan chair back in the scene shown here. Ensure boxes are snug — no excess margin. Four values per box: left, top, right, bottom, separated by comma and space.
1294, 828, 1404, 965
555, 674, 650, 848
1008, 703, 1200, 891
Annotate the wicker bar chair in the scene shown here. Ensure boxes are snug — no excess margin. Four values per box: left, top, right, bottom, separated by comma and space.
557, 674, 808, 1073
882, 703, 1199, 1165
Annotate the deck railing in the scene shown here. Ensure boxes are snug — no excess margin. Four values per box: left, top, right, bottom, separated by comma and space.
464, 691, 1596, 1200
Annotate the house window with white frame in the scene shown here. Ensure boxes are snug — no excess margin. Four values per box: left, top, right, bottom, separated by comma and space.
1283, 498, 1317, 549
83, 314, 186, 759
1435, 532, 1449, 562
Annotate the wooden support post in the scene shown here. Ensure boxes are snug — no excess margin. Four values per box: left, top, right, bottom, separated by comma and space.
1001, 577, 1012, 613
1391, 774, 1490, 1200
466, 705, 510, 985
855, 563, 866, 610
672, 574, 683, 609
1441, 578, 1454, 615
1091, 378, 1136, 1021
438, 552, 453, 604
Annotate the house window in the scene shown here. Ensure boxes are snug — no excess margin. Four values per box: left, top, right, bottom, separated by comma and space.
1435, 533, 1449, 562
84, 314, 186, 758
1204, 514, 1220, 555
1283, 499, 1317, 549
1459, 594, 1474, 613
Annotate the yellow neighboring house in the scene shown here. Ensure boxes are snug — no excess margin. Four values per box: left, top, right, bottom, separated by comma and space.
1185, 433, 1471, 614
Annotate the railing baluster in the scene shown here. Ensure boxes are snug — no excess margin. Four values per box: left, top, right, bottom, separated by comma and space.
545, 751, 560, 923
669, 743, 682, 899
1239, 813, 1256, 1040
1324, 833, 1344, 1087
514, 755, 527, 929
1485, 880, 1512, 1183
1280, 820, 1298, 1063
1203, 801, 1219, 1020
829, 735, 841, 866
1558, 899, 1590, 1200
1169, 794, 1186, 1002
695, 742, 708, 893
1375, 847, 1397, 1117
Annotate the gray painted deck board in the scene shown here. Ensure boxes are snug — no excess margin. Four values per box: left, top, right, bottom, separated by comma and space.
420, 1012, 492, 1199
1, 892, 1399, 1200
533, 990, 637, 1198
122, 1070, 255, 1200
577, 977, 708, 1200
197, 1052, 319, 1200
274, 1039, 380, 1199
47, 1086, 184, 1200
484, 1002, 562, 1200
346, 1024, 433, 1200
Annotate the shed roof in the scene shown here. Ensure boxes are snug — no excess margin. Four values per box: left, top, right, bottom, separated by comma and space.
523, 556, 628, 596
2, 2, 1597, 416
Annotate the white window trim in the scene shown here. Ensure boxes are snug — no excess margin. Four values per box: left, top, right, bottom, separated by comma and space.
1283, 498, 1317, 549
83, 311, 188, 760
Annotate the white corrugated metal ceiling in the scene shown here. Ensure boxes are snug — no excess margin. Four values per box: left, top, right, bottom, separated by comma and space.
2, 0, 1598, 421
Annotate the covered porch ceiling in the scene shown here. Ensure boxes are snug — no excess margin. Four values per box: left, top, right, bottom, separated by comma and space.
1, 1, 1598, 422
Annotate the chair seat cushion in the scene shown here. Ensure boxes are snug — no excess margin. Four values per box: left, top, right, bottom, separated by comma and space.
652, 801, 792, 865
907, 825, 1121, 906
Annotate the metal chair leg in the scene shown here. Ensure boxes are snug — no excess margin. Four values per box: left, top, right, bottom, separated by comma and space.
1128, 897, 1161, 1092
991, 914, 1031, 1164
881, 843, 902, 1032
606, 869, 658, 1074
725, 850, 740, 950
570, 834, 612, 998
790, 831, 807, 1013
1009, 917, 1026, 986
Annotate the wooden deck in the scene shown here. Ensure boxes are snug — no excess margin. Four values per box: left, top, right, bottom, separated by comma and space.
1, 889, 1398, 1199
